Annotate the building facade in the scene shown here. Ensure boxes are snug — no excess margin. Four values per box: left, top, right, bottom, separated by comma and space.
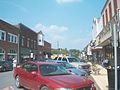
0, 19, 51, 63
0, 19, 19, 61
37, 31, 51, 60
93, 0, 120, 66
15, 23, 38, 63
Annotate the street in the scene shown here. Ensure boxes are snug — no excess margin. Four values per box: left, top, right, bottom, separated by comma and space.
0, 71, 24, 90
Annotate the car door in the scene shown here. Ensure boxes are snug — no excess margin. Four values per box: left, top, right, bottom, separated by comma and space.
20, 63, 31, 89
27, 63, 39, 90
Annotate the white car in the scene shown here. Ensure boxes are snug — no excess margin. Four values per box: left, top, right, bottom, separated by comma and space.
54, 56, 91, 74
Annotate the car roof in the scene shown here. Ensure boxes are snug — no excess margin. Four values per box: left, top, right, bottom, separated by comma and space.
25, 61, 58, 65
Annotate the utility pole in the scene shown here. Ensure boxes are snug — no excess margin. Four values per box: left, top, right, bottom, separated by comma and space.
57, 41, 59, 49
57, 41, 59, 56
114, 8, 120, 90
113, 23, 118, 90
17, 34, 20, 64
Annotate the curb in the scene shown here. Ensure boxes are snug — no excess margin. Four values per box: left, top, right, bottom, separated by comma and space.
90, 75, 102, 90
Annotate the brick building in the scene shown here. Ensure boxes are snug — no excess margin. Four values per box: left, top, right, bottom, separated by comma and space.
15, 23, 38, 63
0, 19, 51, 63
0, 19, 19, 61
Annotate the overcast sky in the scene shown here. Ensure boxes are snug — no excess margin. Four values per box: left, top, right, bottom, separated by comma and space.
0, 0, 105, 50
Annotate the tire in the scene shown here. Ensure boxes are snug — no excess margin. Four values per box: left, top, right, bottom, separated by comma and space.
15, 75, 21, 88
40, 86, 48, 90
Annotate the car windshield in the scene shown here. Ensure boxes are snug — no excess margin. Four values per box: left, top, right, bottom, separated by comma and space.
58, 62, 75, 69
68, 58, 79, 62
40, 64, 70, 76
77, 58, 86, 63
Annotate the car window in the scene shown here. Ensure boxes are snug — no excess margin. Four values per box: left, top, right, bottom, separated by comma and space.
22, 63, 31, 72
31, 64, 38, 72
68, 58, 79, 62
54, 57, 58, 60
62, 58, 67, 62
58, 57, 62, 61
40, 64, 69, 76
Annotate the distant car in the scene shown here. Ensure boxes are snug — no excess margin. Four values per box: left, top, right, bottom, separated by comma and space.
54, 56, 91, 74
0, 60, 13, 72
13, 61, 96, 90
56, 61, 88, 76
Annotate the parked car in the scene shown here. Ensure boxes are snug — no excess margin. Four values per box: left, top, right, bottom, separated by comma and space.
46, 60, 88, 76
54, 56, 91, 74
0, 60, 13, 72
56, 61, 88, 76
13, 61, 96, 90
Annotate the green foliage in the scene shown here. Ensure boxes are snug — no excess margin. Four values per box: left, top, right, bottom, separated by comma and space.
51, 48, 80, 57
51, 48, 68, 55
69, 49, 80, 57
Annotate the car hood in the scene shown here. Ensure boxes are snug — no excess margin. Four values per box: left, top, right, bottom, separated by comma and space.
70, 62, 89, 67
46, 75, 92, 87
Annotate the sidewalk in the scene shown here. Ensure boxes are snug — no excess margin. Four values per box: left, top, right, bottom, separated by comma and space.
90, 64, 108, 90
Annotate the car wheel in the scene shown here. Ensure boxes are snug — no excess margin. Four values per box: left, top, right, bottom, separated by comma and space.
40, 86, 48, 90
15, 75, 21, 88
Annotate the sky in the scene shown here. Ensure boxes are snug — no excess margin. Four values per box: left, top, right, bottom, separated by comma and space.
0, 0, 105, 50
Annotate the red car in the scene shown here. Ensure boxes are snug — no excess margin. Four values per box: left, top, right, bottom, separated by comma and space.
13, 61, 96, 90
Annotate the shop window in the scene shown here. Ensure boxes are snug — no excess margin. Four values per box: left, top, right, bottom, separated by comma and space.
7, 33, 18, 43
0, 48, 4, 53
109, 2, 112, 20
114, 0, 117, 14
105, 9, 108, 25
9, 49, 17, 53
21, 36, 24, 46
27, 38, 30, 47
0, 30, 6, 41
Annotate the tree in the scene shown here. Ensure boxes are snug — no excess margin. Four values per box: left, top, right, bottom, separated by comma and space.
69, 49, 80, 57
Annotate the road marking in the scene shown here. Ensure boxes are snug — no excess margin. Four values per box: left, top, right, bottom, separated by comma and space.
1, 86, 14, 90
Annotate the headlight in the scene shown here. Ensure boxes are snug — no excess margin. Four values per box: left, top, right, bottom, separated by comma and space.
55, 88, 72, 90
0, 66, 2, 68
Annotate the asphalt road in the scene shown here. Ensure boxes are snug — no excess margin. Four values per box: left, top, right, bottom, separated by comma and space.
0, 71, 24, 90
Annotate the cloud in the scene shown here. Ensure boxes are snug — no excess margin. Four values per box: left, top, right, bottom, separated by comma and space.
56, 0, 83, 4
34, 23, 68, 34
34, 23, 68, 48
34, 23, 90, 50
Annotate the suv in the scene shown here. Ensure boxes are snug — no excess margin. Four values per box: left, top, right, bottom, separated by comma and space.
54, 56, 91, 74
